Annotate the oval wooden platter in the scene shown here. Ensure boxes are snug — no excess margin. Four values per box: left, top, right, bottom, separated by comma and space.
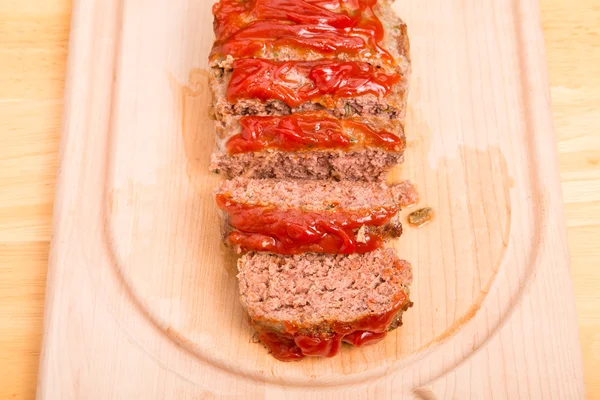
36, 0, 584, 398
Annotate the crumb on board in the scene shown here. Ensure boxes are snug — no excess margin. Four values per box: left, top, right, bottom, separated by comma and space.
407, 207, 434, 227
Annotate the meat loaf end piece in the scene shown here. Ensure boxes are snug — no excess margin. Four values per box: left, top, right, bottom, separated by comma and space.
210, 0, 410, 76
237, 249, 413, 360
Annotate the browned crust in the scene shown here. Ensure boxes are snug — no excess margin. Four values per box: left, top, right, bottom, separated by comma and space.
208, 0, 411, 119
396, 18, 411, 64
387, 299, 413, 331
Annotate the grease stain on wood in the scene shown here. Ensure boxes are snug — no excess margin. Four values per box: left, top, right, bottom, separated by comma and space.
168, 68, 212, 181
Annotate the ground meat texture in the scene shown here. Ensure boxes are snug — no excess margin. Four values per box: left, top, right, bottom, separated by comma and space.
210, 112, 405, 180
210, 149, 403, 181
209, 0, 411, 119
210, 60, 407, 120
216, 178, 417, 254
237, 249, 413, 360
216, 177, 418, 210
209, 0, 416, 362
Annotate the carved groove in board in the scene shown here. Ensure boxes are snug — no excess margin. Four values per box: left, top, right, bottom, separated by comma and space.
36, 0, 584, 397
102, 0, 537, 388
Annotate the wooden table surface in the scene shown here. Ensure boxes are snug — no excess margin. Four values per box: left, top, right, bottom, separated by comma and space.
0, 0, 598, 398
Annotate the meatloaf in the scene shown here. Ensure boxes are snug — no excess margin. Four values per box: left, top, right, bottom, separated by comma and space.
211, 58, 407, 120
209, 0, 410, 119
216, 177, 418, 254
209, 0, 416, 362
210, 111, 405, 181
237, 249, 413, 360
210, 0, 410, 75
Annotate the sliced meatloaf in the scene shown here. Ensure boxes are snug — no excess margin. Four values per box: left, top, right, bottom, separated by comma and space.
210, 0, 410, 76
211, 58, 407, 119
237, 249, 413, 360
211, 149, 403, 181
210, 111, 405, 180
216, 178, 418, 254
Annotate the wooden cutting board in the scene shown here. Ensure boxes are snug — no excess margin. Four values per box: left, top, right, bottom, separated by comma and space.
36, 0, 585, 398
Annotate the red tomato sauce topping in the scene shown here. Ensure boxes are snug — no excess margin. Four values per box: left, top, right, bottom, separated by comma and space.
254, 291, 409, 361
225, 112, 404, 154
226, 59, 400, 107
216, 193, 399, 254
211, 0, 392, 64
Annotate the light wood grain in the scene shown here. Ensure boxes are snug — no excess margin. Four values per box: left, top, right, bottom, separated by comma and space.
36, 0, 585, 397
541, 2, 600, 398
0, 2, 70, 399
0, 0, 597, 399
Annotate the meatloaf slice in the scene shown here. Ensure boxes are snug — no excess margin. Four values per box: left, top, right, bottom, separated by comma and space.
210, 0, 410, 76
210, 111, 405, 181
216, 178, 418, 254
211, 59, 407, 120
237, 249, 413, 361
211, 149, 403, 181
